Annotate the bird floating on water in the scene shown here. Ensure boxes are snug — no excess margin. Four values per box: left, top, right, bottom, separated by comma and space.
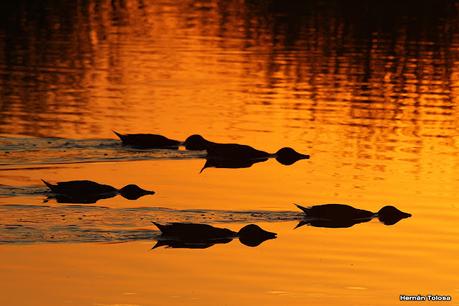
42, 179, 155, 204
295, 203, 411, 228
153, 222, 277, 249
184, 134, 309, 166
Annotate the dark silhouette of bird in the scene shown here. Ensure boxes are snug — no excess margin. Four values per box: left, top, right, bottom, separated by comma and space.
152, 222, 277, 249
113, 131, 181, 149
184, 134, 309, 166
295, 203, 411, 228
42, 179, 155, 203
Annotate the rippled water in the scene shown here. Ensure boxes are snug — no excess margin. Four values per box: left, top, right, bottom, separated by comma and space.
0, 136, 203, 167
1, 0, 459, 305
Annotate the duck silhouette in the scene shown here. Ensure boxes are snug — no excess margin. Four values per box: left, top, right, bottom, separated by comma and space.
42, 180, 155, 204
207, 144, 309, 166
184, 134, 309, 166
113, 131, 181, 149
295, 204, 411, 228
152, 222, 277, 249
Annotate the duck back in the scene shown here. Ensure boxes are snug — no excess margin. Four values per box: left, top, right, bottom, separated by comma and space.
206, 143, 269, 160
154, 222, 237, 240
50, 180, 117, 195
114, 132, 180, 149
297, 204, 374, 220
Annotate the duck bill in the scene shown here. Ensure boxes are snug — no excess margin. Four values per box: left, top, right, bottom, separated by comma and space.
262, 230, 277, 239
238, 230, 277, 247
379, 212, 412, 226
120, 189, 155, 200
276, 154, 308, 165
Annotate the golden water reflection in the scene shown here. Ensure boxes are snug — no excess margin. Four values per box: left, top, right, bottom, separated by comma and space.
0, 222, 458, 306
1, 0, 459, 305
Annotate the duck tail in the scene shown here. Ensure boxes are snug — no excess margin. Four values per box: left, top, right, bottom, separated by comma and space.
41, 179, 54, 190
199, 162, 209, 174
112, 130, 125, 141
151, 240, 167, 249
152, 221, 166, 233
294, 220, 308, 229
294, 203, 309, 213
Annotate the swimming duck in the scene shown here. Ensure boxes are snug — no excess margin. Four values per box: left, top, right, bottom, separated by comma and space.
295, 204, 411, 228
153, 222, 277, 248
42, 180, 155, 203
207, 144, 309, 165
184, 135, 309, 165
113, 131, 181, 149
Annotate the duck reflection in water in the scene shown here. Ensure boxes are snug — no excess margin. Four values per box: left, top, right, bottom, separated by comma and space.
199, 158, 269, 172
113, 131, 181, 149
295, 204, 411, 228
42, 179, 155, 204
152, 222, 277, 249
184, 134, 310, 169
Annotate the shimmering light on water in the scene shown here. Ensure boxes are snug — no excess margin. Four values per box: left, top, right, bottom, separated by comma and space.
0, 0, 459, 305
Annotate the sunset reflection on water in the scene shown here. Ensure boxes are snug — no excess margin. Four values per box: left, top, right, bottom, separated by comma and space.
0, 1, 459, 305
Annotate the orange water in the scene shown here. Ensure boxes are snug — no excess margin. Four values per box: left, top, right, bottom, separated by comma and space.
1, 0, 459, 305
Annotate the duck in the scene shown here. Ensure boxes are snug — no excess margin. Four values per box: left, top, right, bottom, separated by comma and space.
153, 222, 277, 248
113, 131, 181, 149
184, 134, 309, 165
295, 204, 411, 228
207, 144, 309, 165
42, 179, 155, 203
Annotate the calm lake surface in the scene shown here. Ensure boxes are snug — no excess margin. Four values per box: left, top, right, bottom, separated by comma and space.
1, 0, 459, 305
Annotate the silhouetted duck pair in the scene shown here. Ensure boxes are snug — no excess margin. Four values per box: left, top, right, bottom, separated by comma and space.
295, 203, 411, 228
42, 180, 154, 204
153, 222, 277, 249
114, 132, 309, 166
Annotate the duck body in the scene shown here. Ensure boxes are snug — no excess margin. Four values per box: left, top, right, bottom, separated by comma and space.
154, 222, 237, 240
296, 204, 374, 220
184, 134, 309, 165
206, 143, 271, 161
113, 131, 180, 149
153, 222, 277, 249
184, 134, 272, 160
295, 204, 411, 228
42, 180, 155, 203
43, 180, 118, 196
206, 143, 309, 165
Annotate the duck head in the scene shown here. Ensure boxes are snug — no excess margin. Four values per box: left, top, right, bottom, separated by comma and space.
119, 184, 155, 200
377, 205, 411, 225
237, 224, 277, 247
183, 134, 210, 150
275, 147, 310, 165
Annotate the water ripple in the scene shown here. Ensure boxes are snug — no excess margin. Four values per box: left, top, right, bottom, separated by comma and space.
0, 136, 205, 168
0, 204, 301, 244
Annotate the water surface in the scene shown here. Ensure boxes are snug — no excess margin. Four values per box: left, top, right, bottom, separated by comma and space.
1, 0, 459, 305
